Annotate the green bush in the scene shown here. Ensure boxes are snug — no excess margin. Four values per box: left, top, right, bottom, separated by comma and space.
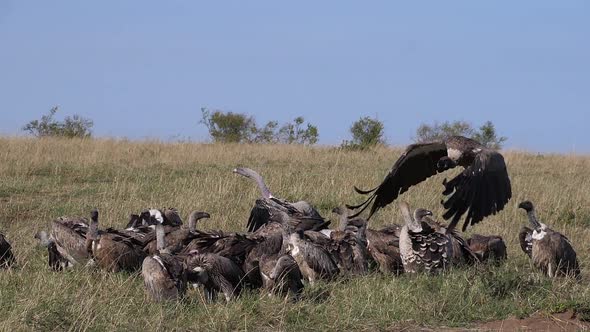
341, 116, 385, 150
22, 106, 93, 138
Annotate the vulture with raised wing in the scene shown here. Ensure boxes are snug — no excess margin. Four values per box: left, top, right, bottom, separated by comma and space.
34, 215, 92, 269
518, 201, 580, 278
0, 232, 15, 268
348, 136, 511, 231
141, 223, 187, 302
233, 167, 327, 232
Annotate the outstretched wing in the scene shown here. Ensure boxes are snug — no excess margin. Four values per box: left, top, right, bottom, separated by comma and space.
348, 142, 448, 219
442, 149, 512, 231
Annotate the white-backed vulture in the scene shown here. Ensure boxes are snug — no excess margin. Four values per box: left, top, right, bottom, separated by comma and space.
87, 209, 147, 272
0, 232, 15, 268
143, 211, 210, 255
47, 216, 91, 266
330, 206, 394, 274
141, 223, 187, 302
184, 252, 246, 302
233, 167, 327, 232
348, 136, 512, 231
35, 231, 72, 271
286, 231, 339, 284
259, 254, 304, 301
518, 200, 580, 278
467, 234, 507, 263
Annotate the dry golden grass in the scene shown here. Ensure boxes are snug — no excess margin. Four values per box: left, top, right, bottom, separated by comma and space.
1, 137, 590, 331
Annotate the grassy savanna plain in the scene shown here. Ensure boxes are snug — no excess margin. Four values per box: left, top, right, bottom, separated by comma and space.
1, 137, 590, 331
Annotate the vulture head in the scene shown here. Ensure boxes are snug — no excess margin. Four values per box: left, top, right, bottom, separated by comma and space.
413, 208, 433, 222
125, 214, 141, 229
34, 230, 51, 247
185, 254, 211, 285
518, 200, 545, 230
518, 201, 534, 213
270, 255, 297, 280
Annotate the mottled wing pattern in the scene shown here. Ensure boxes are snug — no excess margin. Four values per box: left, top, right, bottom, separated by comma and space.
408, 226, 451, 273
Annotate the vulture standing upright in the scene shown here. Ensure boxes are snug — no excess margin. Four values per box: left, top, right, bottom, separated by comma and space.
398, 202, 453, 273
348, 136, 511, 231
518, 200, 580, 278
233, 167, 327, 232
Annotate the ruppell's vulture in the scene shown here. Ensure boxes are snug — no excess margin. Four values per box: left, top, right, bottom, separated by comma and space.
518, 200, 580, 278
398, 202, 453, 273
348, 136, 511, 231
233, 167, 327, 232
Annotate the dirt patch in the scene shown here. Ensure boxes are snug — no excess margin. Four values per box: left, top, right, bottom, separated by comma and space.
474, 310, 589, 331
386, 310, 590, 331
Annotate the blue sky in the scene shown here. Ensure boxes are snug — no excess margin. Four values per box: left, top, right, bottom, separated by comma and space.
1, 1, 588, 152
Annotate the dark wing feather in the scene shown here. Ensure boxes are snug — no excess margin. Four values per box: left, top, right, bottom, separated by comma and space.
246, 200, 272, 232
518, 226, 533, 258
303, 243, 340, 279
442, 149, 511, 231
348, 142, 448, 219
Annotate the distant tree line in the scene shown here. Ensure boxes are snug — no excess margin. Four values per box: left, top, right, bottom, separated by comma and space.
414, 120, 507, 149
22, 107, 507, 150
199, 108, 318, 145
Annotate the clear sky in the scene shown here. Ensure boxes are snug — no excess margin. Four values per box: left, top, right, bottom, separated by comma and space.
1, 1, 588, 152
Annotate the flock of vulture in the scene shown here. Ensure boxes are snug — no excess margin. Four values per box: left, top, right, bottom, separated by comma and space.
0, 136, 581, 303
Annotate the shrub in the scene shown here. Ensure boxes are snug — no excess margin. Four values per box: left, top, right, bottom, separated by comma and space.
341, 116, 385, 150
414, 120, 507, 149
22, 106, 93, 138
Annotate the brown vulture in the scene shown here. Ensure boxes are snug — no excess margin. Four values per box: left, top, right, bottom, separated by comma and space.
348, 136, 511, 232
141, 223, 187, 302
233, 167, 327, 233
518, 200, 580, 278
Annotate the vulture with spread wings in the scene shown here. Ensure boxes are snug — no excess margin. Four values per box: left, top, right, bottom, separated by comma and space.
348, 136, 511, 231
